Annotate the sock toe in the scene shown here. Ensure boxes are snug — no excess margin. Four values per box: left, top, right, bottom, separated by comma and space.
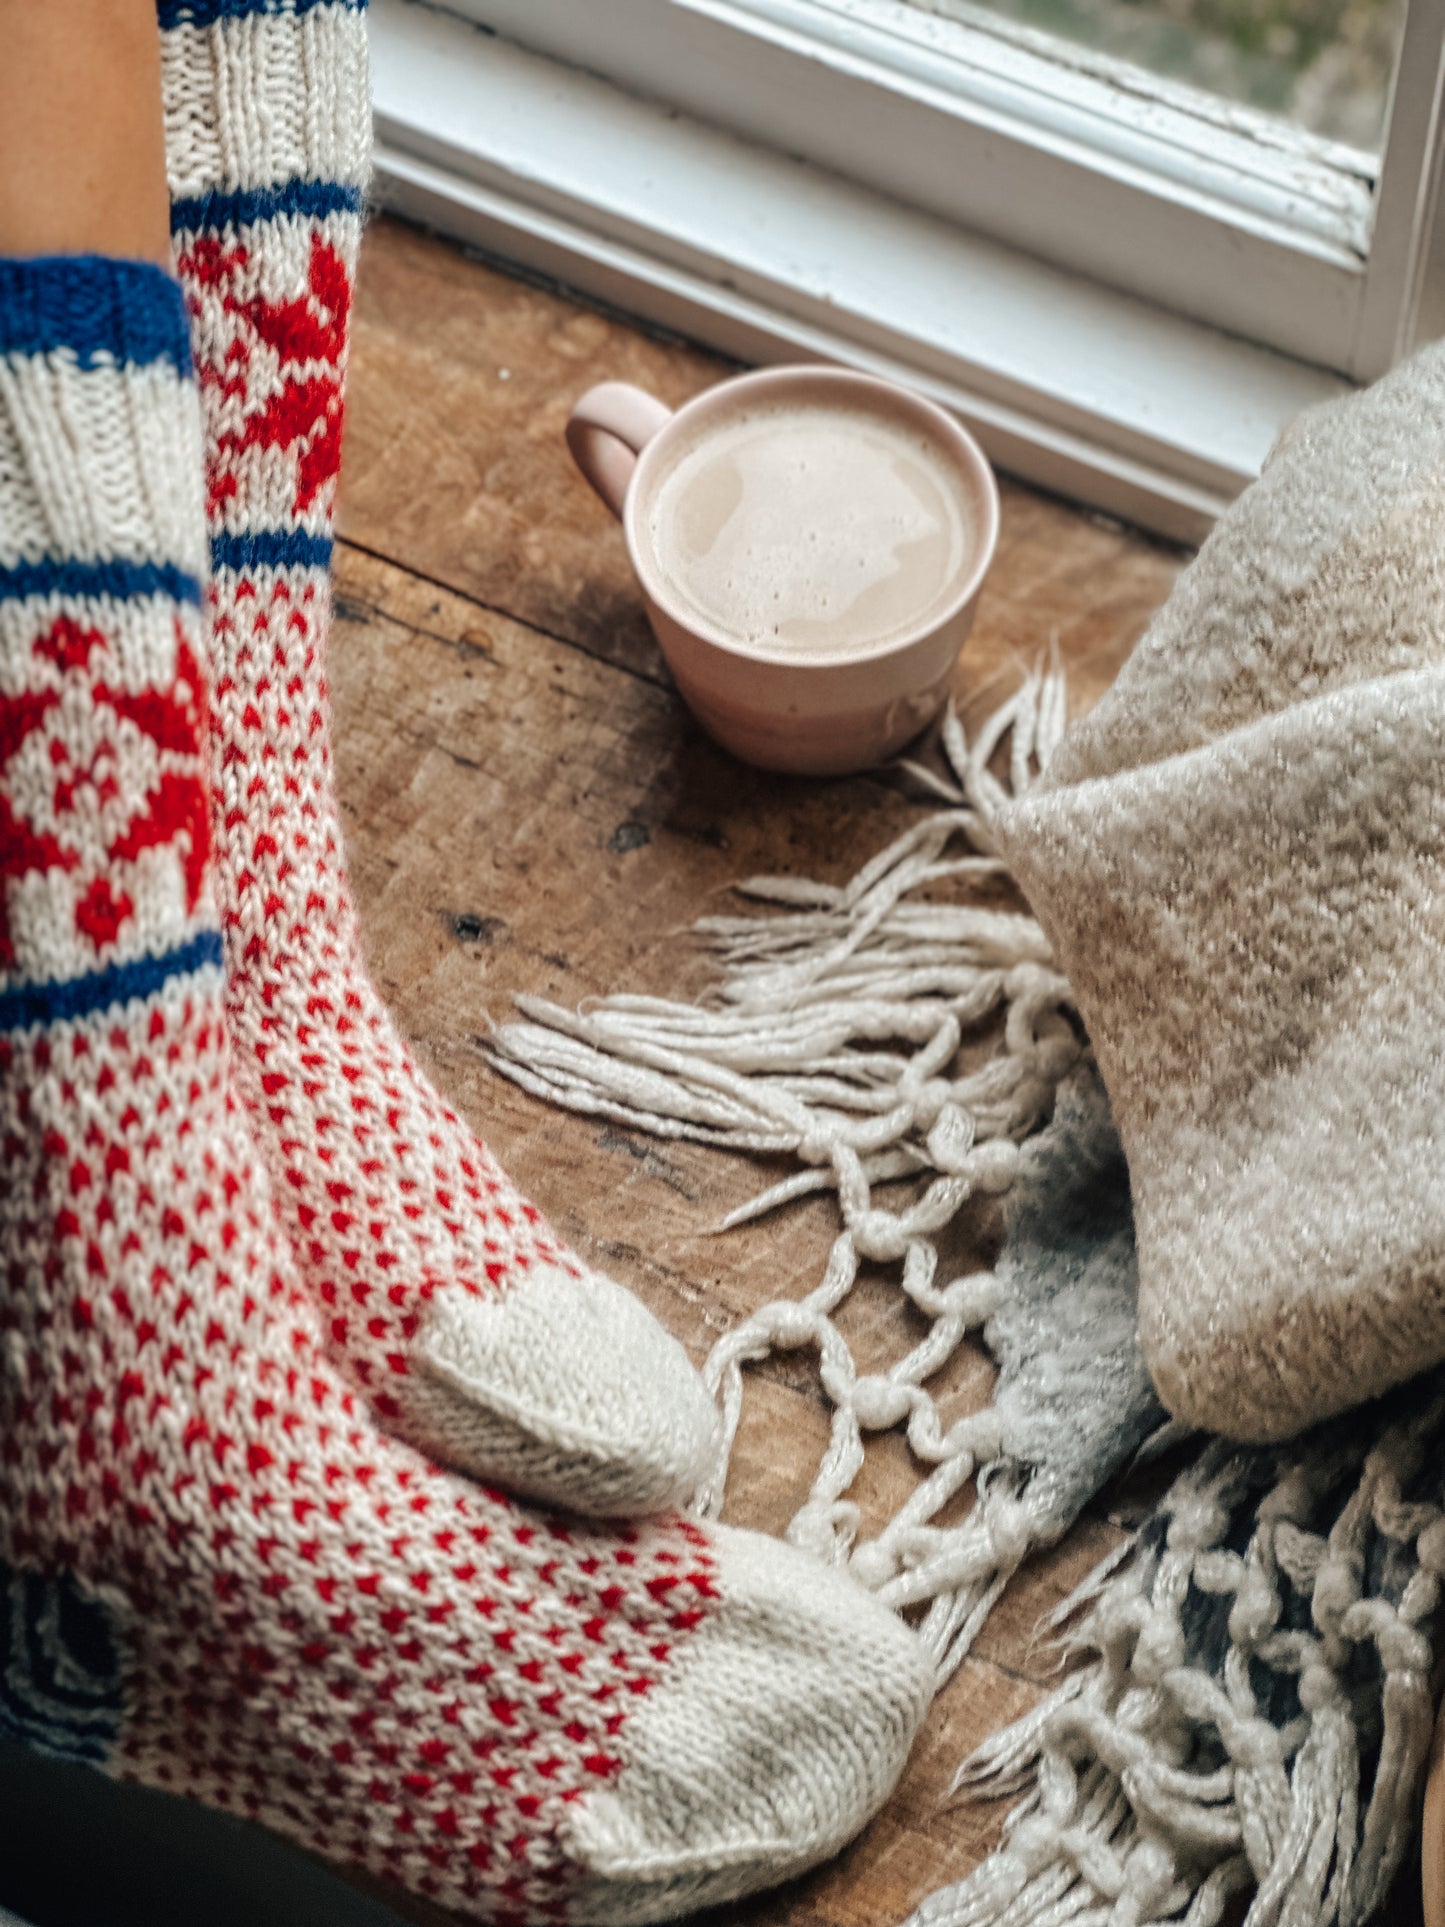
561, 1522, 935, 1923
407, 1263, 720, 1514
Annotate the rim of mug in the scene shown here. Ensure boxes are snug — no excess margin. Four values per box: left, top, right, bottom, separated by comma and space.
622, 363, 1001, 671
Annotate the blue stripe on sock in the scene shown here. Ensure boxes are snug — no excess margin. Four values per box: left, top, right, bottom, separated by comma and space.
0, 932, 224, 1035
159, 0, 364, 24
0, 258, 192, 373
0, 558, 201, 608
210, 528, 334, 574
170, 178, 363, 238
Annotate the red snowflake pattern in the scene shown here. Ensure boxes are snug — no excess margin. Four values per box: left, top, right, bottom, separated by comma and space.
0, 619, 211, 968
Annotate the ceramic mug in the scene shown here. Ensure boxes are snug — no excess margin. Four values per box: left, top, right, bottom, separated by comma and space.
565, 364, 999, 777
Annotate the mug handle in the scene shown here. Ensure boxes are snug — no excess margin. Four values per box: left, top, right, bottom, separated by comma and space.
566, 382, 674, 520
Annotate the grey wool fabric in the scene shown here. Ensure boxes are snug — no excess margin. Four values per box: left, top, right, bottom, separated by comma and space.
997, 340, 1445, 1443
983, 1061, 1164, 1533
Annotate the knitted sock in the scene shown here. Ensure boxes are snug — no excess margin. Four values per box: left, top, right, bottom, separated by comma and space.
159, 0, 718, 1516
0, 252, 931, 1923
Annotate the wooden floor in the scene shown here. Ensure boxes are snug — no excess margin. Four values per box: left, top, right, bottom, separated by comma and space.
333, 215, 1186, 1927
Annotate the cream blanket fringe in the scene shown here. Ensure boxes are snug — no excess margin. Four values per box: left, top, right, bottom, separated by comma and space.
915, 1390, 1445, 1927
487, 672, 1085, 1680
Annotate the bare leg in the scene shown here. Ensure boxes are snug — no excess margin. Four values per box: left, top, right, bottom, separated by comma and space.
0, 0, 170, 268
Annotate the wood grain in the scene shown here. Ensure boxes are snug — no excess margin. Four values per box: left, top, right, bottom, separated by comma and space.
329, 215, 1188, 1925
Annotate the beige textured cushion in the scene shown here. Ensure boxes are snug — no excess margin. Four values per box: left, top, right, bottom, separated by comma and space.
997, 342, 1445, 1442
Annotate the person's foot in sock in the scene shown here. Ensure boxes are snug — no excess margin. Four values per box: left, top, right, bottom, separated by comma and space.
0, 251, 932, 1923
159, 0, 718, 1515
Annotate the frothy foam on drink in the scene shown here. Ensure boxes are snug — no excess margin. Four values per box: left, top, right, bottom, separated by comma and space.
647, 402, 972, 655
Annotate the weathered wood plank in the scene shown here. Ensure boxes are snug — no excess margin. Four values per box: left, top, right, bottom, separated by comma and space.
340, 218, 732, 679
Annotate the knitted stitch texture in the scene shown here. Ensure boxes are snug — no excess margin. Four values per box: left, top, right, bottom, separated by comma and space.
160, 0, 718, 1515
0, 253, 932, 1923
996, 341, 1445, 1443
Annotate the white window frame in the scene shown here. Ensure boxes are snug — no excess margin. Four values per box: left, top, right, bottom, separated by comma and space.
369, 0, 1445, 538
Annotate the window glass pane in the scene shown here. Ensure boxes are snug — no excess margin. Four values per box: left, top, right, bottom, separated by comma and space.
905, 0, 1407, 148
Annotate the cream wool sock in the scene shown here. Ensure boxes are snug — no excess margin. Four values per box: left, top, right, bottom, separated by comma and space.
159, 0, 718, 1516
997, 341, 1445, 1443
0, 252, 932, 1923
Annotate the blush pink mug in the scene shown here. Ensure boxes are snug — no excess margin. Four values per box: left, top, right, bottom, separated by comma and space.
565, 364, 999, 777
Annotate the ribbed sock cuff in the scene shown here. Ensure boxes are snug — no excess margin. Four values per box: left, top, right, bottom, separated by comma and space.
0, 254, 205, 590
159, 0, 365, 24
0, 256, 192, 374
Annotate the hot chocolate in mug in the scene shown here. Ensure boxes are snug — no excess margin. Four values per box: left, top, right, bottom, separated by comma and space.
566, 364, 1000, 776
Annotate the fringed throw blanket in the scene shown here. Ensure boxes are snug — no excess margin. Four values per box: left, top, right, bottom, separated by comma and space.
488, 345, 1445, 1923
996, 344, 1445, 1448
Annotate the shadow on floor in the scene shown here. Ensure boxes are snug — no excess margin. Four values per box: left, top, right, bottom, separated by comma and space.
0, 1740, 1431, 1927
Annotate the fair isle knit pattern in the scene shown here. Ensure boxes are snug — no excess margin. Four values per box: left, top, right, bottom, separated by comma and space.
0, 268, 212, 992
0, 254, 931, 1922
160, 0, 718, 1519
